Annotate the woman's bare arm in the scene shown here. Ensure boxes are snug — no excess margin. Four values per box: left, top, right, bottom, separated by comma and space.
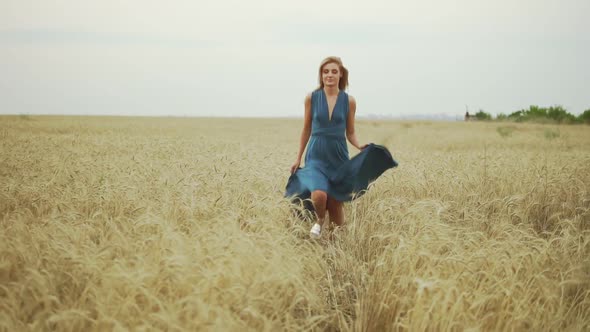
291, 94, 312, 173
346, 95, 366, 150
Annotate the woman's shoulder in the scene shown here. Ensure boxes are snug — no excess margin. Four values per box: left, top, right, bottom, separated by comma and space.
310, 89, 322, 97
306, 89, 322, 104
347, 93, 356, 105
347, 93, 355, 100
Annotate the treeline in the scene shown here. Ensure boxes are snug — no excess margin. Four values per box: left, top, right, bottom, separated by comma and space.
472, 106, 590, 124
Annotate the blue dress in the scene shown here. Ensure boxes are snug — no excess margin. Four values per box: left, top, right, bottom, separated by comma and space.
285, 89, 398, 208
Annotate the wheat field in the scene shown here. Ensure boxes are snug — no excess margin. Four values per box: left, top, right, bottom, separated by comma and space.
0, 115, 589, 331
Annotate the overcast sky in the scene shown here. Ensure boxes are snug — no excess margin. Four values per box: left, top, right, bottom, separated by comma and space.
1, 0, 589, 118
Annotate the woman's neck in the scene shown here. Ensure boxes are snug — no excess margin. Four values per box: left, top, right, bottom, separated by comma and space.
323, 86, 339, 96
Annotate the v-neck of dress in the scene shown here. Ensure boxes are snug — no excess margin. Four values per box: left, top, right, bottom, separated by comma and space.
322, 89, 341, 122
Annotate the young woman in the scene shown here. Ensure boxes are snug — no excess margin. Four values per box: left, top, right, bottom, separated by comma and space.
286, 56, 397, 239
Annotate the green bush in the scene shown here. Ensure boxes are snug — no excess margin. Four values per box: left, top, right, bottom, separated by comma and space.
527, 105, 548, 119
547, 106, 580, 124
508, 110, 525, 122
579, 109, 590, 124
496, 113, 508, 121
507, 105, 580, 124
478, 106, 589, 124
475, 110, 492, 121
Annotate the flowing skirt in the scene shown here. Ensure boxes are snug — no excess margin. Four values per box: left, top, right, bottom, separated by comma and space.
285, 143, 398, 217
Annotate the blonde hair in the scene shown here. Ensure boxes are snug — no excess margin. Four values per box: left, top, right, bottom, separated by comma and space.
317, 56, 349, 91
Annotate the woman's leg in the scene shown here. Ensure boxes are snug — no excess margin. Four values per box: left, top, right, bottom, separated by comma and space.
310, 190, 327, 238
311, 190, 328, 223
326, 196, 344, 227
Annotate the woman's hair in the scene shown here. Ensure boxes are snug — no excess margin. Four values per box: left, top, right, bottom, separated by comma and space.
317, 56, 349, 91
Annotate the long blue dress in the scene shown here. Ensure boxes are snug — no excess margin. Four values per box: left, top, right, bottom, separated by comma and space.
285, 89, 398, 212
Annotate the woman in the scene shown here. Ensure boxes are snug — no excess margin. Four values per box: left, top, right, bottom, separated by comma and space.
287, 56, 397, 239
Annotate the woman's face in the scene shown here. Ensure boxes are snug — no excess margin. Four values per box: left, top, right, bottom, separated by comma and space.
322, 62, 341, 88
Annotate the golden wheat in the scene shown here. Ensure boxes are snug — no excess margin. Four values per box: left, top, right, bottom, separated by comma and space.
0, 116, 588, 331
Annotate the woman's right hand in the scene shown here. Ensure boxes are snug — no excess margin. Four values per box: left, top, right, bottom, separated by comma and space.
290, 160, 301, 174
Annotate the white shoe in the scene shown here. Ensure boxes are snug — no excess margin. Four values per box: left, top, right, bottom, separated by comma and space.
310, 223, 321, 239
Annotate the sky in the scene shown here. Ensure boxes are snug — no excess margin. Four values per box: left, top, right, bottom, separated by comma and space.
1, 0, 589, 119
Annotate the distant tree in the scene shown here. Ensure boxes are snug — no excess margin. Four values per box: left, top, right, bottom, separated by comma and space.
547, 106, 566, 121
508, 110, 525, 122
547, 105, 579, 123
526, 105, 548, 119
496, 113, 508, 121
475, 110, 492, 121
507, 105, 579, 124
580, 109, 590, 124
